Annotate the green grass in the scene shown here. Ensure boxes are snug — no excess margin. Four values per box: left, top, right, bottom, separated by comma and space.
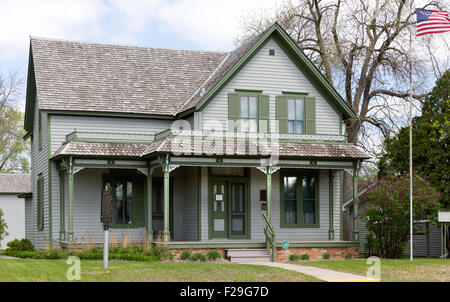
0, 258, 320, 282
295, 258, 450, 282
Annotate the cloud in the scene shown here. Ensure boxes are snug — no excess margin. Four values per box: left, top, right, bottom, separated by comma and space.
0, 0, 107, 61
0, 0, 283, 64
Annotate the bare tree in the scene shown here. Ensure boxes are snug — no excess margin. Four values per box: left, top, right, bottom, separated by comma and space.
0, 69, 29, 173
237, 0, 446, 155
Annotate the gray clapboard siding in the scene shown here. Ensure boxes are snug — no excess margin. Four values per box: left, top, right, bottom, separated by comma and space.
50, 115, 172, 153
201, 39, 340, 135
25, 197, 33, 241
30, 107, 49, 249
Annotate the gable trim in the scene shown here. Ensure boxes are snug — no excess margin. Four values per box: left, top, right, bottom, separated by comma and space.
190, 23, 355, 120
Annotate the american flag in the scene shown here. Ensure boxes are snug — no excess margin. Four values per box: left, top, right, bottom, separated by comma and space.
416, 8, 450, 36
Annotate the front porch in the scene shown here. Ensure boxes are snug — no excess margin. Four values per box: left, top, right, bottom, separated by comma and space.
50, 130, 368, 261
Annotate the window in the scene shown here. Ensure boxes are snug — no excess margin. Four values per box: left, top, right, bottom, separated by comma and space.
280, 171, 319, 228
228, 92, 269, 133
287, 98, 304, 134
240, 95, 258, 132
103, 173, 146, 228
115, 179, 133, 225
37, 174, 44, 230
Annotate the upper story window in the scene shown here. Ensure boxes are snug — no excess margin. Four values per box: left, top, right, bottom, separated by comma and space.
287, 98, 304, 134
240, 95, 258, 132
276, 93, 316, 135
228, 91, 270, 133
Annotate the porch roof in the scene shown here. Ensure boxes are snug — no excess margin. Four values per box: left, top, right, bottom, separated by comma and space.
142, 137, 370, 159
51, 141, 148, 159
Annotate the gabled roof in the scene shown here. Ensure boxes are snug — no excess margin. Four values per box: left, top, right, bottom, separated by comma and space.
0, 174, 31, 194
25, 22, 355, 132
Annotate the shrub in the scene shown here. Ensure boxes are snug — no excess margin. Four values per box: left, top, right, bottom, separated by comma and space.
180, 250, 192, 260
322, 253, 330, 260
6, 238, 34, 252
300, 254, 310, 260
345, 253, 353, 260
288, 254, 300, 261
150, 244, 170, 259
191, 252, 206, 262
207, 250, 221, 261
161, 251, 173, 261
361, 172, 441, 258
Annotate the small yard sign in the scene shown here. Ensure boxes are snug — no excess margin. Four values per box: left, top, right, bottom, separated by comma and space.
282, 241, 290, 249
438, 211, 450, 222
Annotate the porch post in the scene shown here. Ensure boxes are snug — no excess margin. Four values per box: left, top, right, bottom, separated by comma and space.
67, 157, 74, 242
59, 170, 66, 241
352, 161, 360, 241
266, 167, 272, 223
163, 156, 171, 243
329, 170, 335, 240
146, 166, 153, 245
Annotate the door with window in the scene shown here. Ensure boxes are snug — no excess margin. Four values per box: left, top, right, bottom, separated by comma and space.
210, 179, 249, 239
228, 182, 247, 239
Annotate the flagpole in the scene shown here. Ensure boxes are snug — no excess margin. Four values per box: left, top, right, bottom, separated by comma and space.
409, 12, 414, 262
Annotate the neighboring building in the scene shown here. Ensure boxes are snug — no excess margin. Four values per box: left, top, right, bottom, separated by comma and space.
0, 174, 31, 249
23, 23, 369, 261
343, 183, 444, 258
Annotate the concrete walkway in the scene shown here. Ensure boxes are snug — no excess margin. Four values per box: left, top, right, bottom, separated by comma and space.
243, 262, 379, 282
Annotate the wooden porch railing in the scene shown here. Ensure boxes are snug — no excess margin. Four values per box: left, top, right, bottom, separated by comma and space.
262, 213, 276, 262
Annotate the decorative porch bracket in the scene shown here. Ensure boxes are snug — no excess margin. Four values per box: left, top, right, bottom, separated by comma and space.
352, 160, 361, 241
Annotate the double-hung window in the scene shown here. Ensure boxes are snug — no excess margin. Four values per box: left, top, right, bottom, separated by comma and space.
240, 95, 258, 132
287, 98, 305, 134
281, 171, 319, 228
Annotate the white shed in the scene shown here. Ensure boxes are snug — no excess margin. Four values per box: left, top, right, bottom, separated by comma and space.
0, 174, 31, 249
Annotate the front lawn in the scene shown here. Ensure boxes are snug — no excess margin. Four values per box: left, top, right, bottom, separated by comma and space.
295, 258, 450, 282
0, 258, 319, 282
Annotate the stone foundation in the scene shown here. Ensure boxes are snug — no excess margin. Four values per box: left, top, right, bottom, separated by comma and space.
272, 246, 359, 262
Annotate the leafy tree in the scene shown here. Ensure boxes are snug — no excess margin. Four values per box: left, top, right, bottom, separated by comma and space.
361, 173, 441, 258
378, 70, 449, 208
0, 70, 29, 173
0, 209, 8, 246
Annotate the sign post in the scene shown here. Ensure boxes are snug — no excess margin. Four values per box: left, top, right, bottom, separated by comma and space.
438, 211, 450, 259
101, 183, 112, 269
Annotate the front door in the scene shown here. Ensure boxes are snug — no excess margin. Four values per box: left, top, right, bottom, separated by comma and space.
210, 180, 248, 239
211, 180, 228, 238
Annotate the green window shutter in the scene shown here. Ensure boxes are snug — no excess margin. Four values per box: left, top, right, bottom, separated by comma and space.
305, 96, 316, 134
37, 175, 44, 230
276, 96, 288, 134
258, 94, 270, 133
133, 177, 146, 227
228, 93, 240, 132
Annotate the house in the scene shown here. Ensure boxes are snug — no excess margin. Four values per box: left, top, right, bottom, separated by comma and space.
343, 183, 445, 258
0, 174, 31, 249
23, 23, 369, 261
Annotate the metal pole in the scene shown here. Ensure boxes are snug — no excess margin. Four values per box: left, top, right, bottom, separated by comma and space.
409, 23, 414, 262
103, 223, 109, 269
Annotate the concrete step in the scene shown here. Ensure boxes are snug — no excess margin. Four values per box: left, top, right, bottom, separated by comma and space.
229, 256, 271, 263
226, 249, 271, 263
227, 249, 269, 257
